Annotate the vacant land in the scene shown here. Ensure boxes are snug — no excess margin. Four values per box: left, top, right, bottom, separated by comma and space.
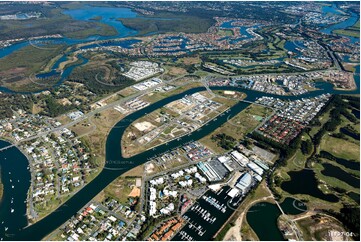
296, 214, 349, 241
0, 45, 66, 90
103, 177, 137, 205
200, 103, 272, 153
179, 56, 202, 65
69, 108, 125, 168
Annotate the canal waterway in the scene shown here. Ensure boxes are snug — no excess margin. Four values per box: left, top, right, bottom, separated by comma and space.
0, 3, 359, 239
0, 140, 31, 240
0, 63, 359, 239
1, 70, 358, 239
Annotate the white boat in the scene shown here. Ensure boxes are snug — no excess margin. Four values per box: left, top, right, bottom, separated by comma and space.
10, 209, 14, 213
11, 185, 14, 189
4, 227, 8, 231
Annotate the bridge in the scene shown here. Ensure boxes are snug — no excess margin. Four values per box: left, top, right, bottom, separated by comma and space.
240, 99, 280, 111
0, 144, 16, 152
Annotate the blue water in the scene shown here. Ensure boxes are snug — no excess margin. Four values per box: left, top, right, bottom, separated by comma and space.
219, 21, 257, 43
284, 41, 306, 56
62, 6, 138, 40
322, 4, 342, 15
321, 4, 359, 43
0, 140, 31, 237
0, 6, 139, 59
0, 54, 88, 94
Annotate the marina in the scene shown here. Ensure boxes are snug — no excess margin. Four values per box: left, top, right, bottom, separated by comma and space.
172, 187, 239, 241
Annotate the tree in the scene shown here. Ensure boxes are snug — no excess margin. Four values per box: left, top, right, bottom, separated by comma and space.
301, 140, 312, 155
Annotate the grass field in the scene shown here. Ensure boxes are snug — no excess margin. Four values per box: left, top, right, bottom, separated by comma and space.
199, 104, 272, 153
275, 95, 360, 213
103, 177, 136, 205
332, 20, 360, 38
320, 135, 360, 161
333, 29, 360, 38
0, 45, 66, 74
217, 29, 234, 36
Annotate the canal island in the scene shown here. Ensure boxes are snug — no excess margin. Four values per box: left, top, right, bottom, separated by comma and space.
0, 1, 359, 241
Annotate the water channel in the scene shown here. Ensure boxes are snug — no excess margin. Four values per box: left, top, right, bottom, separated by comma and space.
0, 3, 359, 240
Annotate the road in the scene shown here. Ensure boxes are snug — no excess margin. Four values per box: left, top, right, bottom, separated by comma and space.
0, 75, 192, 152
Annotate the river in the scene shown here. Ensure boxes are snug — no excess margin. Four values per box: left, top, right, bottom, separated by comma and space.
0, 140, 31, 239
0, 4, 359, 240
321, 4, 359, 43
0, 3, 358, 94
0, 66, 358, 239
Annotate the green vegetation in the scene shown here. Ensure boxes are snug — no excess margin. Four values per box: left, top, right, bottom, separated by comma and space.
332, 20, 360, 38
0, 5, 116, 40
217, 29, 233, 36
64, 22, 117, 39
68, 64, 135, 95
214, 223, 232, 240
200, 104, 271, 153
0, 93, 33, 118
211, 133, 237, 150
300, 139, 313, 155
0, 178, 3, 201
42, 95, 75, 117
0, 45, 66, 74
118, 12, 214, 35
269, 94, 359, 218
333, 29, 360, 38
